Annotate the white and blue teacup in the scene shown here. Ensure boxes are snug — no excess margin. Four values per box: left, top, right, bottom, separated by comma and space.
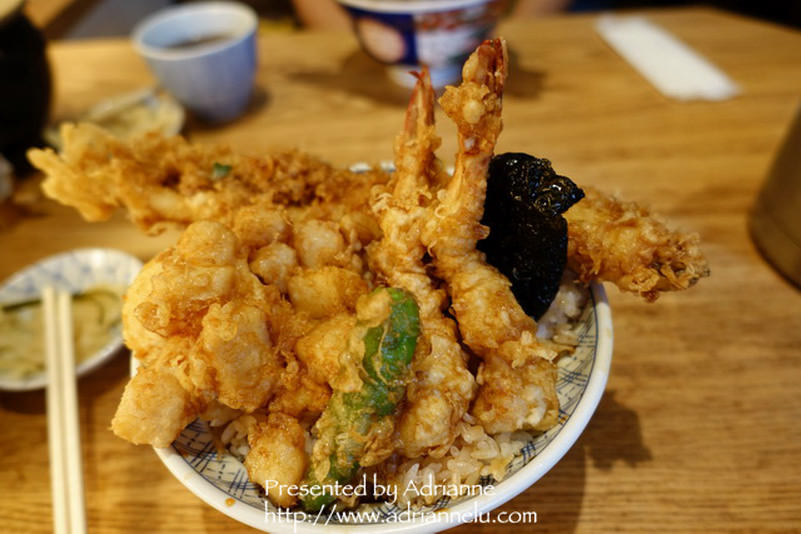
132, 2, 257, 123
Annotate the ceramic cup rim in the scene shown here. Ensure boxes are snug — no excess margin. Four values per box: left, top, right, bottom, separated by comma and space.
132, 1, 257, 63
337, 0, 496, 14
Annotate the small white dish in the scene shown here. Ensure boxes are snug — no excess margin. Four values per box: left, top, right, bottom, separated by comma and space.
139, 281, 612, 532
0, 248, 142, 392
132, 2, 258, 122
45, 88, 185, 149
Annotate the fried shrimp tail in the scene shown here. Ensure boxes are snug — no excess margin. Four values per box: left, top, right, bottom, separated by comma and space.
566, 186, 710, 301
392, 69, 442, 205
424, 38, 507, 263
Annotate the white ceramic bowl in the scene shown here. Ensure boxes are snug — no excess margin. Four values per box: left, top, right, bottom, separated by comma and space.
141, 281, 612, 532
132, 2, 258, 122
337, 0, 510, 88
0, 248, 143, 391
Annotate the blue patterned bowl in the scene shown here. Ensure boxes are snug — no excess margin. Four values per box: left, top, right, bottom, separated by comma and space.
337, 0, 510, 88
0, 248, 142, 391
144, 281, 612, 532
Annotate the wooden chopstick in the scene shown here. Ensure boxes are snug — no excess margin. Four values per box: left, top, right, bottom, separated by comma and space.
43, 287, 68, 534
43, 286, 87, 534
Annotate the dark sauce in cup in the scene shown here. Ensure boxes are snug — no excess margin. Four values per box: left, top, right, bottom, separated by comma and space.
165, 33, 235, 51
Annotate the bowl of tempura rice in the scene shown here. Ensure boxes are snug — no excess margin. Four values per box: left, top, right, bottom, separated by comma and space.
139, 280, 612, 533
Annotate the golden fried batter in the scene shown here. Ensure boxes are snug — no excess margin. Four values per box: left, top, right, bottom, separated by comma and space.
28, 122, 389, 239
111, 358, 199, 447
113, 221, 288, 445
566, 186, 710, 301
243, 413, 308, 508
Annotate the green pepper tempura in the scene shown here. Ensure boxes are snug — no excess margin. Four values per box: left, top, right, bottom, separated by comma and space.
301, 287, 420, 511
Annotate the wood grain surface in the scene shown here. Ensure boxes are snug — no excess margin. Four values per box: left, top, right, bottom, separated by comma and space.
2, 7, 801, 533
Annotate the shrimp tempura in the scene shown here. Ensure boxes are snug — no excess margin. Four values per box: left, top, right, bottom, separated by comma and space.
566, 186, 710, 301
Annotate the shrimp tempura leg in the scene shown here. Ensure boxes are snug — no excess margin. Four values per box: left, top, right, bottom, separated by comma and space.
566, 186, 710, 301
368, 69, 475, 457
422, 39, 560, 433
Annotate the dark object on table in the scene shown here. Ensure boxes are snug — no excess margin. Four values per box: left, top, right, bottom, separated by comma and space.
0, 1, 52, 173
569, 1, 801, 29
749, 103, 801, 288
480, 152, 585, 319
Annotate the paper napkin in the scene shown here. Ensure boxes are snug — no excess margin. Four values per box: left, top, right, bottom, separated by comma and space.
596, 15, 740, 101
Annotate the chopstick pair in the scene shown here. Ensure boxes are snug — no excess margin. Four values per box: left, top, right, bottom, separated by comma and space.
42, 286, 87, 534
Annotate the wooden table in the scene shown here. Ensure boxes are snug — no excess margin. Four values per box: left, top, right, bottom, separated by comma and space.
24, 0, 103, 39
2, 7, 801, 532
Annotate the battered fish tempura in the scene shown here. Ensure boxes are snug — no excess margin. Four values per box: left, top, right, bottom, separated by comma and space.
28, 38, 708, 510
27, 122, 388, 237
